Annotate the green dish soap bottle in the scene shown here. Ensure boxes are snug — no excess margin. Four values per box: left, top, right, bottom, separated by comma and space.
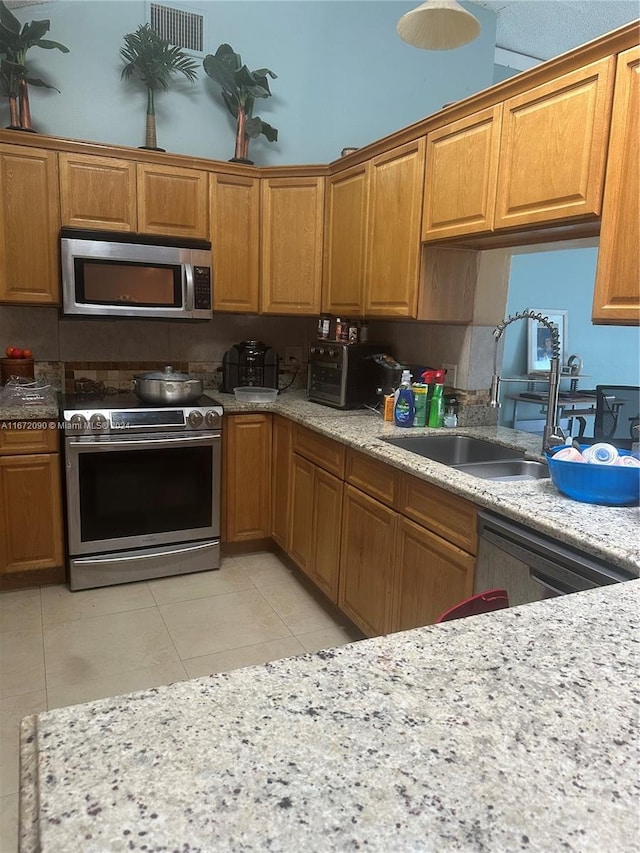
427, 369, 446, 428
394, 370, 415, 428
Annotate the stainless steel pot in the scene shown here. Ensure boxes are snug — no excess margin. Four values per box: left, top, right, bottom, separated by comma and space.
133, 366, 203, 405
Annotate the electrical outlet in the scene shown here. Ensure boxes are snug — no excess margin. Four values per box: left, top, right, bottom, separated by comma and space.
442, 362, 458, 388
285, 346, 304, 365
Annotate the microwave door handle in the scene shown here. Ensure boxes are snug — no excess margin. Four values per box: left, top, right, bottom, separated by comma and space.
184, 264, 193, 311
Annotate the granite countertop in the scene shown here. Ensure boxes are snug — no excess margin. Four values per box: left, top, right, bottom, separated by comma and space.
214, 390, 640, 576
4, 387, 638, 574
20, 579, 640, 852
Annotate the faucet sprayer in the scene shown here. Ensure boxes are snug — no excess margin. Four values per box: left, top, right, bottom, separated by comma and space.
490, 310, 565, 453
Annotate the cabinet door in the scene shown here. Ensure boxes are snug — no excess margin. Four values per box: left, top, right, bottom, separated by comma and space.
0, 453, 64, 582
59, 153, 137, 231
495, 57, 614, 229
322, 162, 369, 315
289, 453, 314, 571
260, 176, 325, 315
271, 415, 292, 551
137, 163, 209, 238
593, 46, 640, 325
0, 145, 60, 304
422, 105, 502, 241
338, 485, 397, 637
392, 517, 474, 633
222, 414, 272, 542
364, 139, 426, 318
211, 171, 260, 312
309, 468, 343, 603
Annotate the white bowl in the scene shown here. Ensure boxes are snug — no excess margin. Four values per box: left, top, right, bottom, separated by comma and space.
233, 387, 279, 403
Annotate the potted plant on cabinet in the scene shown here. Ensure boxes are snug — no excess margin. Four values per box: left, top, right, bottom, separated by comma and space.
203, 43, 278, 164
120, 23, 198, 151
0, 0, 69, 131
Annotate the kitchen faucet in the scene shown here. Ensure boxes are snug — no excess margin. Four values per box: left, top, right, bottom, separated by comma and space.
490, 310, 566, 453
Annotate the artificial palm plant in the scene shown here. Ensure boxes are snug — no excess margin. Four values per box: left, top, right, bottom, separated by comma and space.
0, 0, 69, 131
203, 43, 277, 164
120, 23, 198, 151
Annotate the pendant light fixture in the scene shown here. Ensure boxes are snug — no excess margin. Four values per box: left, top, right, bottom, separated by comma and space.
397, 0, 481, 51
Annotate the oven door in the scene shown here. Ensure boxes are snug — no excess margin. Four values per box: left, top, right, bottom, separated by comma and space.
65, 431, 220, 556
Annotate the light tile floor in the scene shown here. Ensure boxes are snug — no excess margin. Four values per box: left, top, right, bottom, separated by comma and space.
0, 552, 363, 853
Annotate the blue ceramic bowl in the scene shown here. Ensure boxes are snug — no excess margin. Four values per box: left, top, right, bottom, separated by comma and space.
546, 445, 640, 506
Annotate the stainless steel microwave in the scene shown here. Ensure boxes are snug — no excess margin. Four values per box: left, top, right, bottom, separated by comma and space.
60, 228, 213, 320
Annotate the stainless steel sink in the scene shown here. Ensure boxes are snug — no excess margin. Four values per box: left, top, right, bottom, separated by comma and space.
382, 434, 524, 466
453, 459, 550, 481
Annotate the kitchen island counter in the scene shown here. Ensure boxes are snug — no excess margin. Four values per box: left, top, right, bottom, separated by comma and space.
20, 579, 640, 852
217, 391, 640, 576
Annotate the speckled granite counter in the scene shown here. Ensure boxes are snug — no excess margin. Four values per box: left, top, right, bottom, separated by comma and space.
214, 391, 640, 575
0, 401, 59, 421
20, 580, 640, 852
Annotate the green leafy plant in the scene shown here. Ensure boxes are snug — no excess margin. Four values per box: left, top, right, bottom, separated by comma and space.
203, 43, 277, 163
0, 0, 69, 129
120, 23, 198, 151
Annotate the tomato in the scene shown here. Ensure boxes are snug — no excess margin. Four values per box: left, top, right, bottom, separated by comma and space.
22, 349, 32, 359
9, 347, 23, 359
5, 346, 15, 358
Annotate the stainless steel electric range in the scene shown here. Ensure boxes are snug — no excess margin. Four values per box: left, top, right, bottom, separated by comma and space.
61, 393, 223, 591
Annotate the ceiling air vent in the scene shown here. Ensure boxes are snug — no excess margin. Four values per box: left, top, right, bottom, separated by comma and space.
150, 3, 204, 54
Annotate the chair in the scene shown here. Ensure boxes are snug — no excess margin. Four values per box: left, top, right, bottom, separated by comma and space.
436, 589, 509, 623
594, 385, 640, 448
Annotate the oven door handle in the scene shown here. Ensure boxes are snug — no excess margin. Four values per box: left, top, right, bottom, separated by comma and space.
67, 434, 220, 450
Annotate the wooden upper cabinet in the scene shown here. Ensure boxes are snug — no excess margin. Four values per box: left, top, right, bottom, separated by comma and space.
494, 57, 615, 229
423, 105, 502, 241
137, 163, 209, 238
323, 162, 369, 315
364, 138, 426, 318
0, 145, 60, 304
260, 175, 325, 315
59, 153, 137, 231
210, 171, 260, 313
593, 46, 640, 325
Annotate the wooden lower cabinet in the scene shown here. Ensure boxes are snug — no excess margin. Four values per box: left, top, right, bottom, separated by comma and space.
289, 454, 314, 570
222, 414, 272, 543
289, 453, 343, 602
392, 517, 475, 633
271, 415, 293, 550
338, 485, 398, 637
0, 426, 64, 589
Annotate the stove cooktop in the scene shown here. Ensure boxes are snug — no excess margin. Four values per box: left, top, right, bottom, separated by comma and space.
60, 392, 223, 412
60, 392, 224, 435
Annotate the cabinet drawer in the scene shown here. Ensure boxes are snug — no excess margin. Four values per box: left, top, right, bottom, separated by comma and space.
345, 449, 400, 509
0, 424, 58, 455
399, 475, 478, 555
293, 425, 345, 478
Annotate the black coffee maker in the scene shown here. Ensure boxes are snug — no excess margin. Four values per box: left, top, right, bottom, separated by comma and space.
221, 341, 279, 392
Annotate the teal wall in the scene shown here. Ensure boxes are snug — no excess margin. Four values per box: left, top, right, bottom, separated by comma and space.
500, 247, 640, 428
7, 0, 497, 164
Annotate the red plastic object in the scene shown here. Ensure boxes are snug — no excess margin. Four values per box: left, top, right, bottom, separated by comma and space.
436, 588, 510, 623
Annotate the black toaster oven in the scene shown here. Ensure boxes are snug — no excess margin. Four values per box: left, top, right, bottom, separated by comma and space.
307, 342, 386, 409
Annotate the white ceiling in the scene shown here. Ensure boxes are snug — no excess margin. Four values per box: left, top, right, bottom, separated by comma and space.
469, 1, 640, 61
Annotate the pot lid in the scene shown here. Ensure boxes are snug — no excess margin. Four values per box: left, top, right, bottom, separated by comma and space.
134, 365, 193, 382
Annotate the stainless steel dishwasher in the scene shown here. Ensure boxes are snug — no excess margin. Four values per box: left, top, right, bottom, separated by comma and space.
474, 510, 635, 605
